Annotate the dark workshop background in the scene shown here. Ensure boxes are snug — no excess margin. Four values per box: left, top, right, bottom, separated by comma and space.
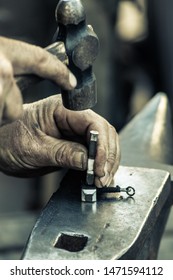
0, 0, 172, 259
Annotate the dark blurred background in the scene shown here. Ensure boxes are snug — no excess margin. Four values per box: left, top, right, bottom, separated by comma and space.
0, 0, 172, 259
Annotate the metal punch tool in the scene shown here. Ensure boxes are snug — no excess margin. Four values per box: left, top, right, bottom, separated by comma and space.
81, 130, 99, 202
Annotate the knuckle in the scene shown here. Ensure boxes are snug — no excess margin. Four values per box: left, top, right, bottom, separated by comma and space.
97, 146, 107, 162
95, 146, 107, 175
55, 64, 69, 85
34, 46, 46, 61
108, 151, 116, 163
31, 46, 49, 72
12, 121, 29, 148
55, 142, 84, 168
13, 120, 38, 157
55, 143, 69, 167
108, 145, 121, 167
38, 49, 50, 67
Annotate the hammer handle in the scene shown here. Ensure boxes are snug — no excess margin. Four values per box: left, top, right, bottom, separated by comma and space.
15, 41, 68, 92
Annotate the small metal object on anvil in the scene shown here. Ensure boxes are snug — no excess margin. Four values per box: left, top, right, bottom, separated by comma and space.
98, 185, 135, 197
81, 130, 99, 202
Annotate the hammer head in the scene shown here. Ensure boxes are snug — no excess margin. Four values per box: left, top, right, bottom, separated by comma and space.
55, 0, 99, 110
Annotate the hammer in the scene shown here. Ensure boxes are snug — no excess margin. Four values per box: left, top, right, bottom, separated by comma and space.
54, 0, 99, 110
16, 0, 99, 111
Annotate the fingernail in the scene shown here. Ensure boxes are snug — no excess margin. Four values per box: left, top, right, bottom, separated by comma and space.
95, 177, 102, 188
69, 73, 77, 88
73, 151, 87, 170
107, 176, 114, 187
99, 161, 109, 186
100, 172, 110, 187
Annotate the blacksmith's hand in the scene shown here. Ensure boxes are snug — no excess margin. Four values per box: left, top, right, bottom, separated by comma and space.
0, 36, 76, 125
0, 95, 120, 187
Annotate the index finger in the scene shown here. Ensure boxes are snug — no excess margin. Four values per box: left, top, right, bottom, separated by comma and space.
0, 36, 77, 90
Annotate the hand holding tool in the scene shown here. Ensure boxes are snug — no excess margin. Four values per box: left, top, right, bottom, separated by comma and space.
16, 0, 99, 112
81, 130, 135, 202
16, 41, 68, 91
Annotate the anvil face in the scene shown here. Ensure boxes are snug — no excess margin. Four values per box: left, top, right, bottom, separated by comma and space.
23, 166, 171, 260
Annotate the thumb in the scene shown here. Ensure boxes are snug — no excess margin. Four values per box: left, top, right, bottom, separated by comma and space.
44, 137, 88, 170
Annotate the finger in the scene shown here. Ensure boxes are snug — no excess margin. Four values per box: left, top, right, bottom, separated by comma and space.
61, 108, 119, 178
0, 81, 5, 123
102, 127, 120, 185
0, 36, 77, 90
95, 126, 120, 188
3, 81, 23, 123
108, 132, 121, 177
0, 51, 23, 123
35, 135, 88, 170
54, 105, 120, 184
0, 52, 13, 120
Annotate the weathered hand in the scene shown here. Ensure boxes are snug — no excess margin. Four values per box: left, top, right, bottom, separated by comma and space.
0, 95, 120, 187
0, 36, 76, 124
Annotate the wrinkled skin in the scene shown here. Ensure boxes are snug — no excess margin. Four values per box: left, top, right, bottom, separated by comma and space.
0, 36, 76, 124
0, 95, 120, 187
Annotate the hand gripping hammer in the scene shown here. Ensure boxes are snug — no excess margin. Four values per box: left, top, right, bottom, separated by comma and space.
16, 0, 99, 111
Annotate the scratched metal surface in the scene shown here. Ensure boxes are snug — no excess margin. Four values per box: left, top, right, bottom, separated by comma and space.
23, 166, 170, 260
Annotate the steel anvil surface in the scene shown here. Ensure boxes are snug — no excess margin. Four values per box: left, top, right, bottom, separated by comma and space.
23, 166, 171, 260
